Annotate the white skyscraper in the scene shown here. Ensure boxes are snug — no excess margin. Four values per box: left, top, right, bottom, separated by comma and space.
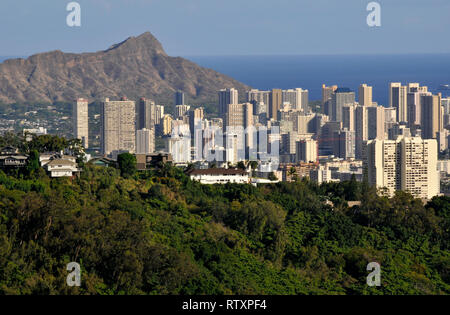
366, 136, 439, 199
296, 139, 318, 163
73, 98, 89, 148
101, 98, 136, 156
359, 84, 373, 107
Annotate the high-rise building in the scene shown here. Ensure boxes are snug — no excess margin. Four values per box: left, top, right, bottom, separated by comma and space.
358, 84, 373, 106
101, 98, 136, 155
269, 89, 282, 120
155, 105, 165, 125
189, 107, 205, 135
136, 128, 155, 154
355, 106, 369, 159
161, 114, 174, 135
175, 105, 191, 119
282, 88, 309, 112
224, 103, 253, 129
408, 83, 428, 93
219, 88, 238, 116
137, 98, 156, 130
367, 106, 386, 140
322, 84, 338, 115
281, 131, 298, 155
294, 113, 315, 134
390, 83, 408, 123
442, 98, 450, 128
175, 91, 185, 106
296, 139, 318, 163
384, 107, 397, 135
365, 136, 439, 199
331, 88, 355, 122
342, 104, 356, 131
421, 94, 443, 140
73, 98, 89, 148
355, 105, 385, 159
333, 128, 355, 160
166, 126, 191, 163
246, 89, 270, 116
319, 121, 342, 155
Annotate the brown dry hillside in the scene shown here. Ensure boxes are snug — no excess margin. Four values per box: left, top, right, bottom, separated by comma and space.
0, 32, 250, 104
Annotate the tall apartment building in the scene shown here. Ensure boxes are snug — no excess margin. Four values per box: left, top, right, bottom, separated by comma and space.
355, 106, 369, 159
175, 91, 185, 106
331, 88, 355, 122
442, 98, 450, 127
333, 128, 356, 160
390, 83, 408, 123
219, 88, 238, 116
189, 107, 205, 135
136, 128, 155, 154
137, 98, 156, 130
367, 106, 386, 140
406, 84, 430, 128
296, 138, 318, 163
282, 88, 309, 112
246, 89, 270, 115
319, 121, 342, 155
294, 113, 315, 134
224, 103, 253, 129
342, 104, 356, 131
421, 94, 443, 140
161, 115, 174, 136
101, 98, 136, 156
155, 105, 165, 126
355, 105, 385, 159
175, 105, 191, 119
384, 107, 397, 135
365, 136, 439, 199
73, 98, 89, 148
358, 84, 373, 106
408, 83, 428, 93
322, 84, 338, 115
269, 89, 282, 120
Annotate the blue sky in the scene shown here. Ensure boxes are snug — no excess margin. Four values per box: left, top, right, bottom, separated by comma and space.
0, 0, 449, 56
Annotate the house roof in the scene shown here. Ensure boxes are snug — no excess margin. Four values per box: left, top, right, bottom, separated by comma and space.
46, 159, 77, 166
0, 155, 28, 160
188, 168, 247, 176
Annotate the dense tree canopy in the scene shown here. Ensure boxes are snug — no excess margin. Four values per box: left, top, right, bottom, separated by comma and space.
0, 162, 448, 295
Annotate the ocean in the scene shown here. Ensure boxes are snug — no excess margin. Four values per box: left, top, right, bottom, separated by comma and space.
186, 54, 450, 105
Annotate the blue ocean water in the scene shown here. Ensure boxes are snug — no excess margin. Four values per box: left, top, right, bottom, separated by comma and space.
187, 54, 450, 105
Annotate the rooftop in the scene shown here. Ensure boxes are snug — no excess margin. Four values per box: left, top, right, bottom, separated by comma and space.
188, 168, 247, 176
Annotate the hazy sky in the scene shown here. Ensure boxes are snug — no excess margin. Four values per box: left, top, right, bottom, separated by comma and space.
1, 0, 449, 57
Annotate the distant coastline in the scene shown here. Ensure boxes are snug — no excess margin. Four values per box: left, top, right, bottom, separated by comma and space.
187, 54, 450, 105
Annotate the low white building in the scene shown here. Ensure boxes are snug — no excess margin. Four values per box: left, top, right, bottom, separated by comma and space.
44, 158, 80, 177
310, 165, 337, 184
188, 168, 249, 184
40, 153, 76, 166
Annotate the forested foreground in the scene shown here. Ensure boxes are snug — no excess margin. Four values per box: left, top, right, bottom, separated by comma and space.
0, 164, 449, 295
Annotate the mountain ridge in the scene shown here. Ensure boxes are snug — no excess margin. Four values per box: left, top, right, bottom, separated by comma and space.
0, 32, 250, 104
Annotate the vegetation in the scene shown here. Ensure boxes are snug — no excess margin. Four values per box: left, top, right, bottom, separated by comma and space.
0, 135, 449, 295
